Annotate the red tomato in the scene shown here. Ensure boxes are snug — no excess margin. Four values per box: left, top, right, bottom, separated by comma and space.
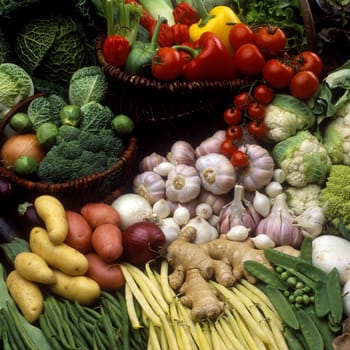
225, 125, 243, 142
247, 120, 267, 139
289, 70, 319, 100
228, 23, 255, 50
252, 84, 274, 105
220, 140, 237, 156
234, 43, 266, 77
254, 26, 287, 56
234, 92, 254, 110
247, 102, 266, 120
295, 51, 323, 77
263, 59, 295, 89
231, 150, 249, 168
223, 107, 242, 125
151, 47, 183, 81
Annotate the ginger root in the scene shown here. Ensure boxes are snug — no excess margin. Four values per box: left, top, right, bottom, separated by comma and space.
166, 226, 299, 321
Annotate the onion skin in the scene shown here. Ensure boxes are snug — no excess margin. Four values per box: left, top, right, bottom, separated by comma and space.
122, 221, 166, 265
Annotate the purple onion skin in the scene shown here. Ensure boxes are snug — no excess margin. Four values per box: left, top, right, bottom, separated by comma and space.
0, 176, 15, 205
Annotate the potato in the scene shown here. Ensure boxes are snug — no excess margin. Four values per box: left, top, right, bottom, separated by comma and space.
86, 253, 125, 291
91, 223, 123, 263
80, 202, 121, 228
65, 210, 93, 253
48, 269, 100, 305
29, 226, 88, 276
7, 270, 44, 323
14, 252, 56, 284
34, 195, 68, 244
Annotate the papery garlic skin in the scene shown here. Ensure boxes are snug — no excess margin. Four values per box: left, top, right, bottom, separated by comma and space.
196, 153, 236, 195
255, 193, 303, 248
198, 189, 231, 215
195, 131, 225, 157
139, 152, 166, 172
293, 206, 325, 238
165, 164, 201, 203
133, 171, 165, 204
237, 144, 274, 192
167, 140, 196, 166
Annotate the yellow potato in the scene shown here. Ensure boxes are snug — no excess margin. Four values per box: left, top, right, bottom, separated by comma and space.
34, 195, 68, 244
29, 226, 88, 276
48, 269, 101, 305
6, 270, 44, 323
14, 252, 56, 284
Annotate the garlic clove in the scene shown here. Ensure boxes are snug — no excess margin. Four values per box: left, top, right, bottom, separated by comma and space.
195, 203, 213, 220
226, 225, 250, 241
273, 168, 286, 184
152, 199, 171, 219
251, 234, 276, 249
173, 206, 191, 226
153, 161, 175, 177
253, 191, 271, 217
264, 181, 283, 198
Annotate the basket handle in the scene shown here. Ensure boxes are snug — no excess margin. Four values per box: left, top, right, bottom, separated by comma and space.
297, 0, 317, 51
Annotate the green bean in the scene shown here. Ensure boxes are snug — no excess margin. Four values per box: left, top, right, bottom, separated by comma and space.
101, 299, 123, 329
264, 248, 300, 269
1, 309, 19, 350
117, 291, 131, 350
296, 309, 324, 350
309, 311, 336, 350
326, 268, 343, 325
295, 261, 328, 283
283, 328, 304, 350
100, 307, 119, 349
263, 285, 299, 330
314, 280, 330, 318
243, 260, 288, 290
101, 291, 123, 311
299, 237, 313, 263
39, 314, 63, 350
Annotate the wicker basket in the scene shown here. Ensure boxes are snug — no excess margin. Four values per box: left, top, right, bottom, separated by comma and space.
0, 94, 138, 209
96, 0, 322, 126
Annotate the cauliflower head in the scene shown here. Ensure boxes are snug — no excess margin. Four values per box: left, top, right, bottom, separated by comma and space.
264, 94, 316, 143
285, 184, 322, 215
272, 130, 332, 187
322, 101, 350, 165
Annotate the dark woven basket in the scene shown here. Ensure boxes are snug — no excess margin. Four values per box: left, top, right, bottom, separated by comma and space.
96, 0, 322, 126
0, 94, 138, 209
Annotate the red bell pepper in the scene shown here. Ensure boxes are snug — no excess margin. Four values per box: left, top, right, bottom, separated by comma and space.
173, 2, 199, 26
103, 35, 130, 67
171, 23, 189, 44
174, 32, 237, 81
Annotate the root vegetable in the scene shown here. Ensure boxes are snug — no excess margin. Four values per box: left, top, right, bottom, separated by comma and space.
91, 223, 123, 263
14, 252, 56, 284
80, 202, 121, 228
64, 210, 93, 253
6, 270, 44, 323
85, 253, 125, 291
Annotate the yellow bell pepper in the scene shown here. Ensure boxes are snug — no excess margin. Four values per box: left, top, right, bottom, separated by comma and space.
189, 2, 241, 52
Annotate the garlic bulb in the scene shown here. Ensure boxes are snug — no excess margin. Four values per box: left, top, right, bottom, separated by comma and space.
184, 216, 218, 244
139, 152, 166, 172
167, 199, 198, 217
255, 193, 303, 248
237, 144, 274, 192
198, 189, 232, 215
165, 164, 201, 203
153, 161, 175, 177
217, 184, 261, 235
196, 153, 236, 195
253, 191, 271, 217
133, 171, 165, 204
293, 206, 325, 238
167, 140, 196, 166
195, 131, 226, 157
157, 217, 180, 243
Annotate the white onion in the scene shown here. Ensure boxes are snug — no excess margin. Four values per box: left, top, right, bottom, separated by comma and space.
111, 193, 153, 230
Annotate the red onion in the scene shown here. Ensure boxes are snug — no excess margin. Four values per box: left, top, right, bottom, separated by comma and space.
122, 221, 166, 265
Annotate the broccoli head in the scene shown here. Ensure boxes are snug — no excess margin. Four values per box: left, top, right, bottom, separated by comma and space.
57, 125, 82, 143
320, 164, 350, 236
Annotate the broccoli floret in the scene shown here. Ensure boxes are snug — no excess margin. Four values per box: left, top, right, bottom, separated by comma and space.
320, 164, 350, 235
79, 150, 108, 171
80, 101, 114, 132
98, 129, 125, 157
57, 125, 82, 143
38, 157, 74, 183
78, 130, 104, 152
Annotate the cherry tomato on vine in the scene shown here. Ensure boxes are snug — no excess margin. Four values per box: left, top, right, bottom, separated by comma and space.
254, 26, 287, 57
247, 102, 266, 120
289, 70, 319, 100
252, 84, 274, 105
228, 23, 255, 50
231, 149, 249, 168
234, 92, 254, 110
225, 125, 243, 142
247, 120, 267, 139
295, 51, 323, 77
151, 47, 183, 81
263, 59, 295, 89
220, 140, 237, 156
223, 107, 242, 125
234, 43, 266, 77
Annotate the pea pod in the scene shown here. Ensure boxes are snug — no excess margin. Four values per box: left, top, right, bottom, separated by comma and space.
264, 285, 299, 330
295, 261, 328, 283
326, 268, 343, 326
309, 311, 337, 350
243, 260, 288, 290
296, 309, 324, 350
299, 237, 313, 263
314, 280, 330, 318
264, 248, 301, 269
284, 328, 304, 350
